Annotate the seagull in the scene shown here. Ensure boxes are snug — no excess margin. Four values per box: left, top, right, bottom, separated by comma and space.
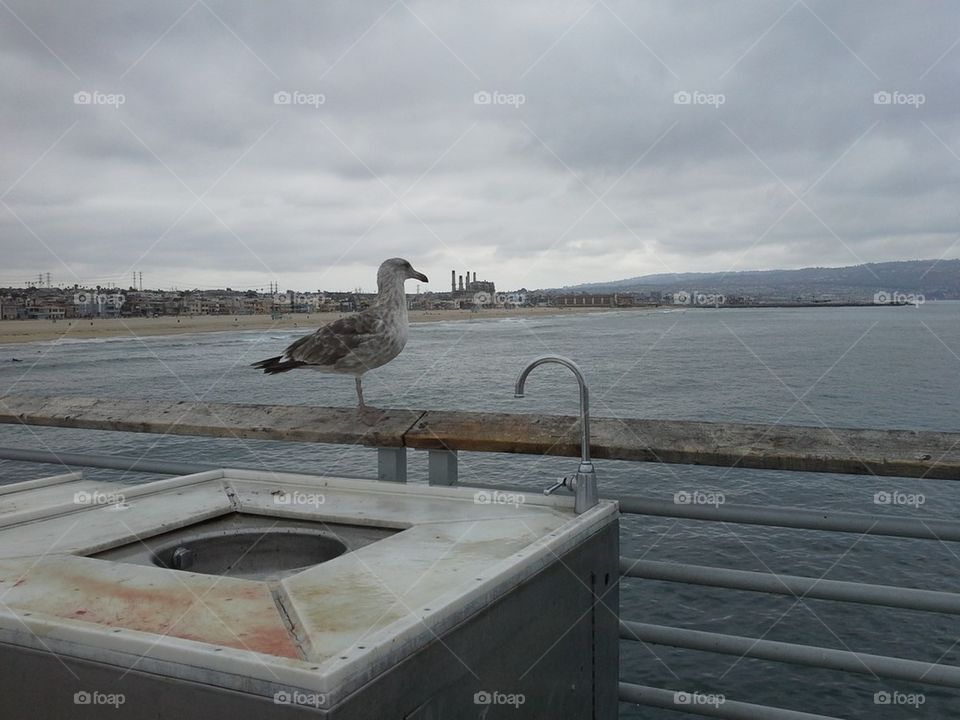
252, 258, 428, 423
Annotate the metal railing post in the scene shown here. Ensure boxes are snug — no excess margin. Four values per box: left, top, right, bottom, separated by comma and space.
377, 447, 407, 483
427, 449, 458, 486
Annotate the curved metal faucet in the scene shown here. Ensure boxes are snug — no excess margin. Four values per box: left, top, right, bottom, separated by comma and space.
514, 355, 598, 513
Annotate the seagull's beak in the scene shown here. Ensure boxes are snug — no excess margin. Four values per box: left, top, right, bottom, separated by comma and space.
410, 269, 429, 283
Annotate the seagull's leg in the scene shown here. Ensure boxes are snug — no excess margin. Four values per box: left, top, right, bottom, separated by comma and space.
355, 375, 385, 425
355, 376, 365, 407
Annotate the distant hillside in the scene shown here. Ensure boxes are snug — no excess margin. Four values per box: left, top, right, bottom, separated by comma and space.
550, 259, 960, 300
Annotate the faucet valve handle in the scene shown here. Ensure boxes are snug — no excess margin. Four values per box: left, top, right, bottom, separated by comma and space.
544, 474, 577, 496
543, 477, 568, 496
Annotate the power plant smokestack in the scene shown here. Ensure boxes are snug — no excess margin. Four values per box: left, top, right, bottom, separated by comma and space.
458, 275, 463, 291
473, 272, 477, 283
451, 270, 456, 293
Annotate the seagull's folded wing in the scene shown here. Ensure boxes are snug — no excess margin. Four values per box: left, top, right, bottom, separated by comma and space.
285, 312, 384, 370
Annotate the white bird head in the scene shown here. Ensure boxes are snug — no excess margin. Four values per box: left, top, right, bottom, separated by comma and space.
379, 258, 428, 285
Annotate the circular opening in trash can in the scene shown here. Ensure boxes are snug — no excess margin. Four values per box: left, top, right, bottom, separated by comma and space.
152, 527, 347, 578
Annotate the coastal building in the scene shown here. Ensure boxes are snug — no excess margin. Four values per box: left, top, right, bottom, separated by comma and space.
26, 304, 67, 320
523, 291, 552, 307
554, 293, 630, 307
448, 269, 499, 308
0, 296, 22, 320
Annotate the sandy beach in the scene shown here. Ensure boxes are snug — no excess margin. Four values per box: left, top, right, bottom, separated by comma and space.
0, 307, 632, 345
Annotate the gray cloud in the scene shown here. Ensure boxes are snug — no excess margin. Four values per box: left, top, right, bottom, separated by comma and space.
1, 0, 958, 292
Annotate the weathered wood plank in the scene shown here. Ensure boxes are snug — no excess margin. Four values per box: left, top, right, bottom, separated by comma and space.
0, 395, 422, 448
405, 411, 960, 480
1, 395, 958, 480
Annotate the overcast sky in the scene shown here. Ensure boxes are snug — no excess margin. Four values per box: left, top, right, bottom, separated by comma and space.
1, 1, 958, 292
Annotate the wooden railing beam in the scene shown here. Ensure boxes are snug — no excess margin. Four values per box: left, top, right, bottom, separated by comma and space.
0, 395, 957, 480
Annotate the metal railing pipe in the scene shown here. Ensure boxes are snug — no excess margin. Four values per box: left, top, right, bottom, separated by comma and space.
618, 682, 841, 719
0, 446, 383, 483
615, 495, 960, 542
0, 471, 82, 494
620, 620, 960, 688
620, 558, 960, 615
0, 447, 218, 476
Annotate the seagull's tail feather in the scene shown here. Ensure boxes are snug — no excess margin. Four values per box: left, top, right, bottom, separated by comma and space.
251, 355, 306, 374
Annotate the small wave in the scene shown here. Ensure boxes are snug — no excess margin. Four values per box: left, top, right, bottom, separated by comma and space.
49, 336, 135, 345
20, 328, 290, 349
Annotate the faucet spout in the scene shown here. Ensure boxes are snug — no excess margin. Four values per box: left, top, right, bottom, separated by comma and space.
513, 355, 597, 513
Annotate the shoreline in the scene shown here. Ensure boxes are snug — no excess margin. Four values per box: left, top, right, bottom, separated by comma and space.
0, 307, 636, 346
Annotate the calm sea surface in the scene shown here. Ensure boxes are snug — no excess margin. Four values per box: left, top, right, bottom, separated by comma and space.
1, 303, 958, 719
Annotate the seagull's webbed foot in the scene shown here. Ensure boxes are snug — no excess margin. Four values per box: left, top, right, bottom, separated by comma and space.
357, 404, 386, 426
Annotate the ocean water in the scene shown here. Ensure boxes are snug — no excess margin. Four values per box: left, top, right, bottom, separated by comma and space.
1, 303, 958, 719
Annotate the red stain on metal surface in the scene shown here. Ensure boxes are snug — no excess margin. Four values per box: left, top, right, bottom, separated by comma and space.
18, 569, 300, 659
241, 625, 301, 659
